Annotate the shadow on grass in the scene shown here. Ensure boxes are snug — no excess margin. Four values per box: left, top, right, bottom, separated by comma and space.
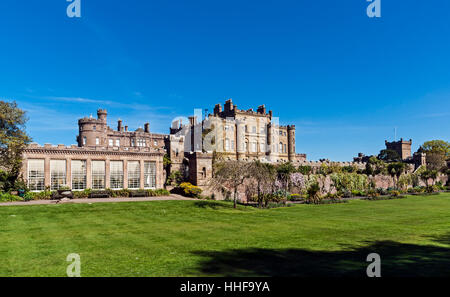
193, 200, 244, 210
188, 238, 450, 277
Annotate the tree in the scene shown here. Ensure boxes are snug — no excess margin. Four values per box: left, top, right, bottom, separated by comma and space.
0, 101, 31, 190
366, 156, 387, 175
421, 140, 450, 171
276, 162, 296, 205
378, 149, 401, 163
387, 162, 406, 189
420, 169, 438, 187
211, 160, 250, 208
248, 161, 277, 208
422, 140, 450, 157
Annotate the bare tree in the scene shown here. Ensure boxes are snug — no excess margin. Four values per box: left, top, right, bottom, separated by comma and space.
210, 160, 251, 208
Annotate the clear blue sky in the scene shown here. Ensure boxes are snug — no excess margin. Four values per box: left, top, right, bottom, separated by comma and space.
1, 1, 449, 161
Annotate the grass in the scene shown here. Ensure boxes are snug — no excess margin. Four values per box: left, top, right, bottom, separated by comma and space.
1, 193, 450, 277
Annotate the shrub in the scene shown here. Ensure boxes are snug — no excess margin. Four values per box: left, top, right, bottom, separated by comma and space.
173, 182, 203, 198
288, 193, 303, 201
0, 193, 23, 202
73, 189, 91, 199
305, 182, 321, 204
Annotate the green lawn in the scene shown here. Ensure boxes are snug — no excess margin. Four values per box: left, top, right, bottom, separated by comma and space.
1, 194, 450, 277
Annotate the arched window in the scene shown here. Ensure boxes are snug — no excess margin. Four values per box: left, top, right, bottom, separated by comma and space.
279, 142, 283, 153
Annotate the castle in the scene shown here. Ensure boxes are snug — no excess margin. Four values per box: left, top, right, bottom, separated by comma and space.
20, 99, 307, 191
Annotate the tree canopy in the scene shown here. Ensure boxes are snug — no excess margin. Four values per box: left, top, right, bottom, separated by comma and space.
0, 101, 31, 175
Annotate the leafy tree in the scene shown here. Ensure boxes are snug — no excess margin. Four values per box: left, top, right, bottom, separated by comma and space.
420, 140, 449, 171
422, 140, 450, 157
0, 101, 31, 191
378, 149, 401, 163
365, 156, 386, 175
297, 165, 312, 175
419, 169, 438, 187
387, 162, 407, 189
211, 161, 250, 208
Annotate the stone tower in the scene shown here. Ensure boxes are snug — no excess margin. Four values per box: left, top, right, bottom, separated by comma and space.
77, 109, 108, 147
385, 138, 412, 160
287, 125, 296, 161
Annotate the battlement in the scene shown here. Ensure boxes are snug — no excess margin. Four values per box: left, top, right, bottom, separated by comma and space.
214, 99, 272, 118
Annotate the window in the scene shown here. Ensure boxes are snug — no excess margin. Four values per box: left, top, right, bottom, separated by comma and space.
244, 141, 248, 152
144, 161, 156, 189
83, 136, 87, 145
225, 138, 230, 151
50, 160, 66, 190
260, 142, 265, 152
92, 161, 105, 190
137, 139, 146, 147
28, 159, 45, 191
284, 144, 287, 153
252, 126, 256, 133
279, 131, 283, 136
109, 139, 113, 147
93, 125, 96, 131
110, 161, 123, 189
231, 140, 235, 150
96, 137, 100, 145
154, 140, 158, 146
72, 160, 86, 190
279, 142, 283, 153
131, 139, 135, 147
128, 161, 140, 189
115, 139, 120, 147
251, 142, 257, 153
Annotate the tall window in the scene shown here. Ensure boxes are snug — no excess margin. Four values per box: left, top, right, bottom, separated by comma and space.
144, 161, 156, 189
72, 160, 86, 190
50, 160, 66, 190
109, 139, 113, 147
96, 137, 100, 145
110, 161, 123, 189
251, 142, 257, 153
83, 136, 87, 145
115, 139, 120, 147
279, 142, 283, 153
131, 139, 135, 147
252, 126, 256, 133
225, 138, 230, 151
92, 161, 105, 190
28, 159, 45, 191
128, 161, 140, 189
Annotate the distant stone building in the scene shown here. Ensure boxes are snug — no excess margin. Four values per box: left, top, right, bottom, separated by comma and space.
21, 109, 165, 191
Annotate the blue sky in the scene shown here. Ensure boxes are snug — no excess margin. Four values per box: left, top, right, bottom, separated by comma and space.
0, 0, 449, 161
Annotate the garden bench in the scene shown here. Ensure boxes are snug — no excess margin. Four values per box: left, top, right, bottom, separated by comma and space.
129, 191, 148, 197
89, 192, 110, 199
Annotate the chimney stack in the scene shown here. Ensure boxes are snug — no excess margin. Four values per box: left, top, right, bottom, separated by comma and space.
118, 119, 123, 132
144, 123, 150, 133
188, 116, 197, 126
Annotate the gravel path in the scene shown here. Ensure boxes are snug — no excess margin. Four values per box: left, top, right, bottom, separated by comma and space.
0, 194, 194, 207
